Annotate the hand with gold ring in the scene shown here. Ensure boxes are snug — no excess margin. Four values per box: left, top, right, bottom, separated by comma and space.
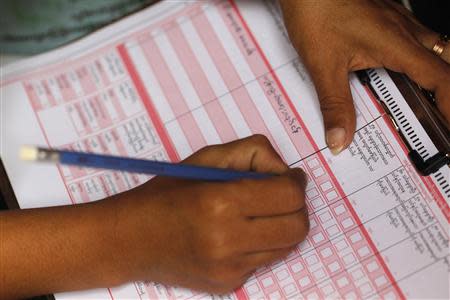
279, 0, 450, 154
431, 34, 449, 58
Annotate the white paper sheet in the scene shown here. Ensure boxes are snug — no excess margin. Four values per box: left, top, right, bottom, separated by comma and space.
1, 1, 448, 299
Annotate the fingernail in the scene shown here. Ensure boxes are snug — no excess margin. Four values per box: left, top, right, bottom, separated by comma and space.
326, 128, 346, 155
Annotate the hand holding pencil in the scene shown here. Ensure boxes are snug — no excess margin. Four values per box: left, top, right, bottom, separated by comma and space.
6, 135, 309, 297
109, 135, 309, 293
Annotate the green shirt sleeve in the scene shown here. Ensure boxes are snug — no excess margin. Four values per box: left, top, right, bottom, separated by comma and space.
0, 0, 154, 55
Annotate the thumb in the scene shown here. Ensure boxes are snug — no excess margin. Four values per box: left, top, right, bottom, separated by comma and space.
308, 63, 356, 154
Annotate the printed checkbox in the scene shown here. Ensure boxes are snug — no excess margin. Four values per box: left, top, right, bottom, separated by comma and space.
299, 240, 312, 252
326, 191, 338, 201
306, 179, 315, 190
375, 275, 388, 287
320, 247, 333, 258
322, 219, 336, 228
350, 232, 362, 243
276, 269, 289, 281
357, 246, 371, 258
337, 276, 349, 288
326, 225, 340, 237
261, 276, 274, 288
269, 291, 282, 300
367, 261, 379, 272
341, 218, 354, 229
306, 188, 319, 199
343, 253, 356, 265
334, 239, 348, 251
322, 284, 334, 295
311, 198, 324, 209
246, 283, 260, 295
307, 292, 319, 299
320, 181, 333, 191
290, 262, 304, 273
351, 268, 364, 280
328, 261, 341, 273
313, 232, 325, 243
305, 254, 318, 266
313, 268, 326, 280
319, 212, 332, 223
298, 276, 311, 287
307, 158, 319, 168
334, 204, 346, 215
313, 167, 325, 178
359, 283, 373, 295
283, 283, 297, 295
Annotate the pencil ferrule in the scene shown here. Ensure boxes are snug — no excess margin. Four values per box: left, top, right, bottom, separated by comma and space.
37, 148, 60, 163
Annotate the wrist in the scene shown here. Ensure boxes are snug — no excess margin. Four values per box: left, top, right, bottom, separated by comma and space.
84, 199, 134, 286
103, 187, 167, 283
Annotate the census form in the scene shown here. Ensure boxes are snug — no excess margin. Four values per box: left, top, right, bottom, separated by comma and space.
1, 0, 448, 299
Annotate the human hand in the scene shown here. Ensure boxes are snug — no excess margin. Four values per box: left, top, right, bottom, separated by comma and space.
112, 135, 309, 294
279, 0, 450, 154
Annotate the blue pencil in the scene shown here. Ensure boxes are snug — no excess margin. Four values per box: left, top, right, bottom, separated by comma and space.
20, 146, 270, 181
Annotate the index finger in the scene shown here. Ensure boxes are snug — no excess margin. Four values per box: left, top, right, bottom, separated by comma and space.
381, 38, 450, 123
183, 135, 289, 174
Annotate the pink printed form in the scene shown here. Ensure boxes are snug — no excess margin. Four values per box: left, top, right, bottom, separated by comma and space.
21, 46, 174, 205
4, 0, 448, 299
13, 1, 413, 299
167, 24, 237, 143
119, 1, 404, 299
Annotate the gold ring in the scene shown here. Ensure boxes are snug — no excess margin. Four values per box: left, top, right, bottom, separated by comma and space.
432, 34, 449, 56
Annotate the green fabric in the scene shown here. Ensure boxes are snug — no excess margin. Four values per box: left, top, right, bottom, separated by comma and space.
0, 0, 154, 54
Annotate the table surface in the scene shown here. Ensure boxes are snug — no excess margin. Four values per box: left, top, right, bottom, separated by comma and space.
0, 160, 19, 210
1, 55, 24, 211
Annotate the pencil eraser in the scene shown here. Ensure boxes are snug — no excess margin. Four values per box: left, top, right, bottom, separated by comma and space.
20, 146, 38, 161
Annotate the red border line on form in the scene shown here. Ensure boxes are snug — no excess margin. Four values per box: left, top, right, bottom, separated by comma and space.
117, 44, 180, 162
228, 1, 405, 299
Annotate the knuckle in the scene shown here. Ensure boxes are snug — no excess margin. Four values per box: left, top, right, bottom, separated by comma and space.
197, 144, 214, 154
201, 228, 231, 261
300, 212, 310, 239
299, 210, 310, 237
198, 145, 221, 161
186, 144, 221, 166
294, 168, 308, 185
318, 96, 356, 129
283, 176, 305, 206
319, 96, 351, 113
249, 134, 272, 148
289, 213, 309, 243
304, 216, 311, 236
201, 193, 233, 218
